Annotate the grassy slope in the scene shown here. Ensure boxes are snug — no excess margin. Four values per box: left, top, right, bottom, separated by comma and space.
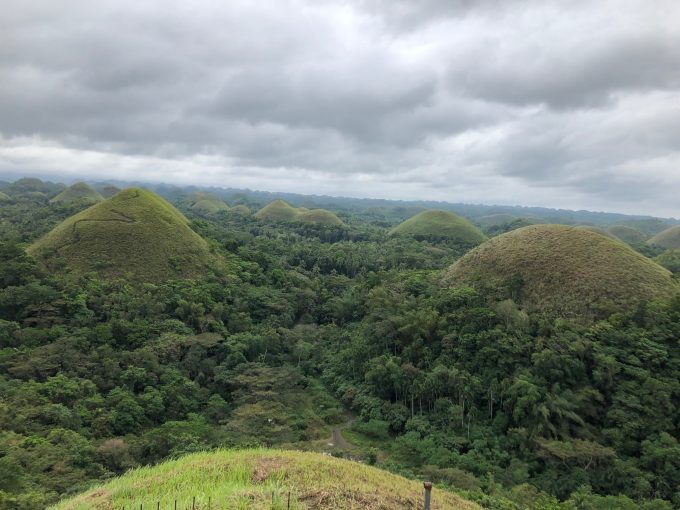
0, 191, 10, 201
49, 182, 104, 205
607, 225, 648, 244
29, 188, 222, 282
649, 225, 680, 249
443, 224, 677, 318
53, 449, 478, 510
391, 210, 487, 244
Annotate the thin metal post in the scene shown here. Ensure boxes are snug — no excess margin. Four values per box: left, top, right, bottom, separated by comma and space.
423, 481, 432, 510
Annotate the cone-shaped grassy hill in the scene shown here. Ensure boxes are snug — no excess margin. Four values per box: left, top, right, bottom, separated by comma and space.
648, 225, 680, 249
190, 193, 230, 215
49, 182, 104, 205
255, 199, 301, 221
576, 225, 617, 239
255, 200, 343, 226
443, 225, 677, 319
98, 184, 122, 198
390, 210, 487, 244
230, 204, 251, 215
29, 188, 221, 282
607, 225, 648, 244
298, 208, 344, 226
52, 449, 478, 510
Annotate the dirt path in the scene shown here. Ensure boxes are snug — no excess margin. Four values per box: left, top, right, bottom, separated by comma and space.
331, 427, 351, 449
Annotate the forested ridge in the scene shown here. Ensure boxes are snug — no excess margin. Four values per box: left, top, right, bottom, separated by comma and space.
1, 180, 680, 509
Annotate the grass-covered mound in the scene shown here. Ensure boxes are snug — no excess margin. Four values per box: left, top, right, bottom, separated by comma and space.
0, 191, 10, 201
255, 199, 302, 222
443, 225, 677, 319
576, 225, 617, 239
98, 184, 121, 198
607, 225, 648, 244
230, 204, 251, 215
648, 225, 680, 249
190, 193, 231, 215
49, 182, 104, 205
28, 188, 222, 282
298, 208, 344, 226
390, 210, 487, 244
52, 449, 478, 510
255, 200, 344, 226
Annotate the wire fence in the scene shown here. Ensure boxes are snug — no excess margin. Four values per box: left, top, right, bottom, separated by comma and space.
119, 482, 434, 510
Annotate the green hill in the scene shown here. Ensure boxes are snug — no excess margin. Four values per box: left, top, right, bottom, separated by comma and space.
28, 188, 222, 282
98, 185, 121, 198
255, 199, 301, 221
648, 226, 680, 249
0, 191, 10, 202
190, 193, 230, 215
576, 225, 617, 239
10, 177, 51, 193
49, 182, 104, 205
298, 208, 344, 226
443, 224, 677, 319
230, 204, 251, 215
476, 213, 518, 226
607, 225, 648, 244
52, 449, 478, 510
390, 210, 487, 244
255, 200, 344, 226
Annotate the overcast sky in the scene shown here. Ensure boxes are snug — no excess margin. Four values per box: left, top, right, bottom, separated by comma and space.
2, 0, 680, 216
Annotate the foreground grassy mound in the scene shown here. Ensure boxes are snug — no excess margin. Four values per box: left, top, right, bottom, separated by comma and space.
53, 449, 478, 510
443, 225, 677, 319
391, 210, 486, 244
49, 182, 104, 205
608, 225, 648, 244
648, 225, 680, 249
29, 188, 221, 282
298, 208, 344, 226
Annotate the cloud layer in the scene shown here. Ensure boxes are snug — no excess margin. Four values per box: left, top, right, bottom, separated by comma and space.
1, 0, 679, 215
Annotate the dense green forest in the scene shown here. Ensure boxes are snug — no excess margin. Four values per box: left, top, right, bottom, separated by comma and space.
1, 178, 680, 509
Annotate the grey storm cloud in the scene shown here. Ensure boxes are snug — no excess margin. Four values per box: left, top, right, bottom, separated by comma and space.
1, 0, 680, 216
